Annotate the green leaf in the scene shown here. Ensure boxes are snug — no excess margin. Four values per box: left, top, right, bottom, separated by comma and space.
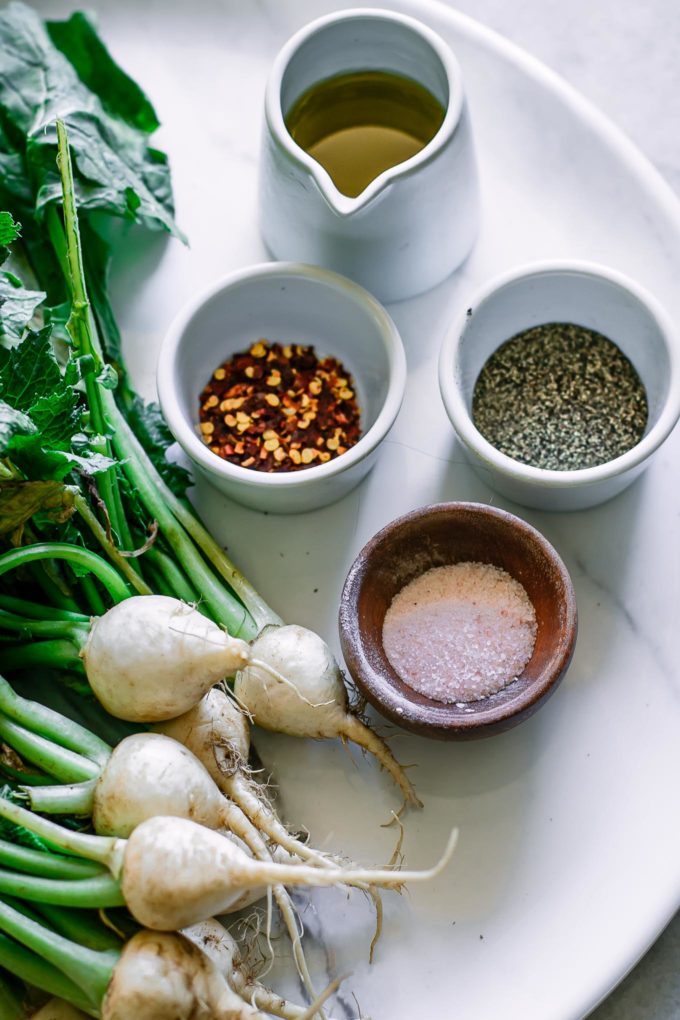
0, 327, 116, 479
0, 479, 75, 539
43, 301, 71, 347
0, 271, 45, 343
0, 401, 35, 451
0, 213, 19, 249
0, 328, 61, 412
0, 786, 51, 852
0, 3, 184, 240
4, 434, 115, 482
126, 396, 192, 497
0, 123, 32, 209
95, 363, 118, 391
28, 390, 81, 449
46, 12, 161, 134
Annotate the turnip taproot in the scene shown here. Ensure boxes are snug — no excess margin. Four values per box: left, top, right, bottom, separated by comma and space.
119, 815, 457, 930
104, 930, 340, 1020
156, 690, 339, 868
84, 599, 420, 810
0, 797, 457, 933
235, 626, 422, 808
101, 930, 270, 1020
183, 918, 358, 1020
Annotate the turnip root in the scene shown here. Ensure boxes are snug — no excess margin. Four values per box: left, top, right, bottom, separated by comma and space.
234, 626, 422, 809
82, 596, 251, 721
101, 930, 270, 1020
156, 689, 339, 869
82, 601, 418, 812
157, 686, 250, 761
91, 732, 322, 1011
105, 929, 342, 1020
0, 798, 456, 968
156, 695, 385, 962
118, 815, 458, 930
92, 732, 247, 838
184, 919, 355, 1020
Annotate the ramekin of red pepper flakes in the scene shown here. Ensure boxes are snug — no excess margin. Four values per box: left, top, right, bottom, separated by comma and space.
197, 340, 362, 472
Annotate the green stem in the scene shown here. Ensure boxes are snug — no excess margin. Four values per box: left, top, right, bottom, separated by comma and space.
75, 494, 152, 597
0, 717, 99, 783
0, 675, 111, 767
0, 971, 23, 1020
141, 560, 172, 598
24, 780, 97, 817
0, 545, 130, 605
54, 122, 261, 637
28, 563, 82, 615
0, 932, 95, 1015
52, 683, 141, 749
35, 903, 123, 952
0, 839, 103, 880
0, 868, 123, 908
167, 491, 280, 630
0, 640, 84, 674
0, 799, 117, 867
78, 574, 106, 617
144, 545, 199, 604
0, 895, 117, 1008
0, 611, 87, 643
109, 413, 255, 635
51, 135, 128, 556
0, 596, 88, 624
0, 762, 51, 787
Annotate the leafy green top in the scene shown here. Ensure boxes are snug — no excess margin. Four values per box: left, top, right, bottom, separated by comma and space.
0, 2, 184, 239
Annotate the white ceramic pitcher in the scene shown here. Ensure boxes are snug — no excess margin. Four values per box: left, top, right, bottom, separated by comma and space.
259, 8, 479, 303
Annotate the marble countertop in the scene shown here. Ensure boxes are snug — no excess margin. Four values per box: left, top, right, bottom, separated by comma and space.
441, 5, 680, 1016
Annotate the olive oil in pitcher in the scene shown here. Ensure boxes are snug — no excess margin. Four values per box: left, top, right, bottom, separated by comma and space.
285, 70, 446, 199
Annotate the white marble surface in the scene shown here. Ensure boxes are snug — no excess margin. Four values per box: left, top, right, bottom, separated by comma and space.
29, 1, 680, 1017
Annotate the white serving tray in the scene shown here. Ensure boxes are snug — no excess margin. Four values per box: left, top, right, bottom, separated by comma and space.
37, 1, 680, 1017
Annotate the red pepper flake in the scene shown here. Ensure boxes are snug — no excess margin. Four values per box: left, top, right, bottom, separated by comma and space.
198, 340, 362, 473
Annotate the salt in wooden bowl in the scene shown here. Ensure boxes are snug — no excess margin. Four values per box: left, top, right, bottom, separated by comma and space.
339, 502, 577, 740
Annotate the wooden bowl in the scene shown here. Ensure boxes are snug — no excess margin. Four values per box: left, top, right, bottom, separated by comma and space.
339, 502, 577, 740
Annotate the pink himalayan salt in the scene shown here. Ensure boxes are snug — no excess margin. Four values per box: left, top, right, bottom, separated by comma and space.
382, 561, 537, 704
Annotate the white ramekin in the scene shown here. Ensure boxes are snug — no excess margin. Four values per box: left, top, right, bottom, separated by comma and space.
438, 260, 680, 511
157, 262, 406, 514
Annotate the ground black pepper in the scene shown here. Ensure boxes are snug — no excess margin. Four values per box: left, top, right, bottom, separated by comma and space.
471, 322, 648, 470
198, 340, 362, 472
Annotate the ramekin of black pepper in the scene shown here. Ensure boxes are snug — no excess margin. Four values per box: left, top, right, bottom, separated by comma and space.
438, 261, 680, 511
157, 262, 406, 513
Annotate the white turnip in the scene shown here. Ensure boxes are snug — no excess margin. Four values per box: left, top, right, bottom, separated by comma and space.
0, 798, 456, 958
82, 596, 251, 722
81, 601, 419, 815
82, 602, 419, 812
117, 815, 457, 931
90, 732, 322, 1010
184, 918, 356, 1020
156, 689, 338, 869
234, 626, 422, 809
101, 929, 270, 1020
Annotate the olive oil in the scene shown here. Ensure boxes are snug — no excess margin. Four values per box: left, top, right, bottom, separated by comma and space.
285, 70, 446, 198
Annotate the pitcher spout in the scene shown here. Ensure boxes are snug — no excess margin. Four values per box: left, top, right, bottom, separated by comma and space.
311, 164, 393, 219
